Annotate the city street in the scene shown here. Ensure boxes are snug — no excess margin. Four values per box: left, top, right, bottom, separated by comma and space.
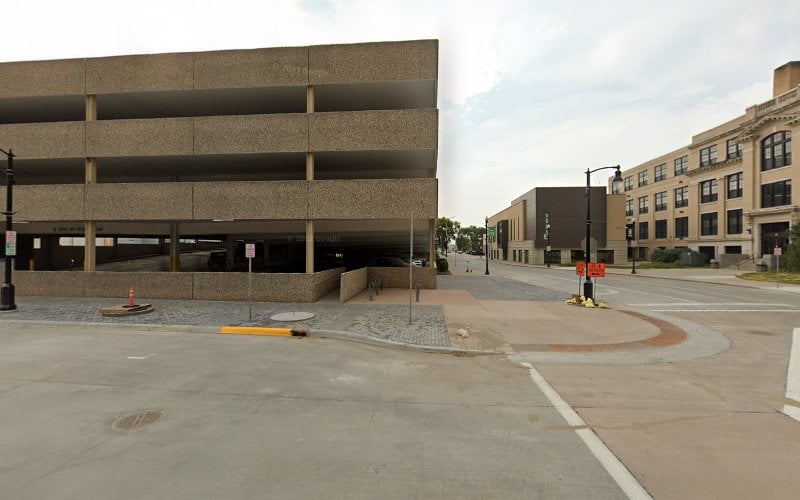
449, 255, 800, 499
1, 257, 799, 498
0, 322, 625, 499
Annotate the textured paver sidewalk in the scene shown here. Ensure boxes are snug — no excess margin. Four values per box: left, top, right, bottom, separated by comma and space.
4, 295, 452, 347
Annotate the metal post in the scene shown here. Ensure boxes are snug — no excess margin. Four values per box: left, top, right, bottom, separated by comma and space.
248, 256, 252, 321
484, 216, 490, 275
1, 148, 16, 311
584, 168, 593, 300
409, 215, 413, 325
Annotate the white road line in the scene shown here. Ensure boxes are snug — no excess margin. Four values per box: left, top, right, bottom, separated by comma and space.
520, 362, 651, 500
629, 302, 793, 307
652, 309, 799, 313
783, 328, 800, 422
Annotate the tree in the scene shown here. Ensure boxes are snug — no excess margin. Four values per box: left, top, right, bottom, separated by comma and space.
457, 225, 485, 252
435, 217, 460, 254
782, 222, 800, 272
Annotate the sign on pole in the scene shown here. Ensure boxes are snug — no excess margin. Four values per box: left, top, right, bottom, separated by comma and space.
487, 227, 496, 239
775, 247, 782, 256
588, 262, 606, 278
575, 261, 585, 276
246, 243, 255, 321
5, 230, 16, 257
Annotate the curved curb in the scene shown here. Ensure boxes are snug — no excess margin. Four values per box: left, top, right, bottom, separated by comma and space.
308, 329, 497, 355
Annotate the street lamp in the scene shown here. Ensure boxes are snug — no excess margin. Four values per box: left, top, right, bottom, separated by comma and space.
584, 165, 623, 301
1, 148, 16, 311
485, 216, 490, 275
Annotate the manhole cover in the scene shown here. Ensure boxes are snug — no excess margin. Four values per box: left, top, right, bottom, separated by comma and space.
270, 312, 315, 322
112, 409, 165, 432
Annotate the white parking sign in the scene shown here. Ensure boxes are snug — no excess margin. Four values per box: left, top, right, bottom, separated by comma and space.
245, 243, 255, 259
5, 230, 16, 257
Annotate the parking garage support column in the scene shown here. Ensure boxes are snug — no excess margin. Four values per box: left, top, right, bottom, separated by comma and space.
170, 223, 181, 272
306, 84, 315, 274
84, 95, 98, 272
429, 219, 435, 266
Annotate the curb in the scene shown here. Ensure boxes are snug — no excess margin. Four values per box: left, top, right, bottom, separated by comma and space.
309, 329, 497, 355
0, 319, 495, 355
219, 326, 307, 337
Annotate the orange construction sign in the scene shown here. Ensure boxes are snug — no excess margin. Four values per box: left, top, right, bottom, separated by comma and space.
587, 262, 606, 277
575, 261, 585, 276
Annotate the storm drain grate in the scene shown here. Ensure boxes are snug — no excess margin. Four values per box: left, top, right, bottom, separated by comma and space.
112, 409, 165, 432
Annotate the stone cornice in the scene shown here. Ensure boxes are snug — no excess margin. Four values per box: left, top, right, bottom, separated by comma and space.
684, 156, 742, 177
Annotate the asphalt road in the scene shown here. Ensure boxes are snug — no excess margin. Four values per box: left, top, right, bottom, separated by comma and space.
455, 256, 800, 499
0, 322, 626, 500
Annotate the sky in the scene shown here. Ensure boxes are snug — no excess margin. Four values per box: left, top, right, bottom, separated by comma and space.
2, 0, 799, 227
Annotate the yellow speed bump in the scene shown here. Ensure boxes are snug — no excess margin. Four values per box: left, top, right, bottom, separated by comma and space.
219, 327, 307, 337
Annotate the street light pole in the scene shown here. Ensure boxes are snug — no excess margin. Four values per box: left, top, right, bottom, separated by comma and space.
1, 148, 16, 311
485, 216, 490, 275
584, 165, 623, 301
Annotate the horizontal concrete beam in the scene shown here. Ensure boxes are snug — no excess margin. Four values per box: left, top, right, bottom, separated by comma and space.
194, 47, 309, 89
309, 178, 438, 219
310, 109, 438, 151
0, 59, 86, 98
192, 180, 309, 220
4, 110, 435, 160
309, 40, 438, 84
193, 114, 308, 154
86, 53, 195, 94
3, 184, 85, 221
85, 183, 194, 221
11, 178, 436, 222
0, 122, 85, 159
86, 118, 194, 158
0, 40, 437, 98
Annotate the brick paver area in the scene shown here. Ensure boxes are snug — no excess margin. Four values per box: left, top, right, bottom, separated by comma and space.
6, 296, 450, 347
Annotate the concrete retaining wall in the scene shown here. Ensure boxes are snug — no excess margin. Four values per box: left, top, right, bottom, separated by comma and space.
367, 266, 437, 289
340, 268, 368, 303
14, 268, 345, 303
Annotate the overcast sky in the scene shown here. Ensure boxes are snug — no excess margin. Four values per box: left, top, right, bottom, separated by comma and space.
2, 0, 799, 227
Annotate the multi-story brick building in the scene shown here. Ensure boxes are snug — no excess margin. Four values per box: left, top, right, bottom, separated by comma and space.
616, 62, 799, 266
0, 40, 439, 302
488, 187, 626, 266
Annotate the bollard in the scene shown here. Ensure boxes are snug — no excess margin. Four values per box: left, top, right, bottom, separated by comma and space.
415, 282, 421, 302
128, 285, 135, 307
368, 282, 375, 301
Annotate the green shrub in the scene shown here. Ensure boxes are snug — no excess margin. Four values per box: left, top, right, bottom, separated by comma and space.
435, 257, 449, 272
651, 248, 683, 263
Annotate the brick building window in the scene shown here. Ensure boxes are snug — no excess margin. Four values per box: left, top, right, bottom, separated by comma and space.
638, 170, 648, 187
762, 131, 791, 171
674, 156, 688, 175
761, 180, 791, 208
675, 186, 689, 208
675, 217, 689, 238
726, 139, 741, 159
655, 220, 667, 239
654, 164, 667, 182
700, 179, 718, 203
624, 176, 633, 191
638, 196, 648, 214
701, 212, 718, 236
638, 222, 649, 240
700, 145, 718, 167
727, 172, 742, 199
727, 209, 743, 234
625, 199, 633, 217
655, 191, 667, 211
